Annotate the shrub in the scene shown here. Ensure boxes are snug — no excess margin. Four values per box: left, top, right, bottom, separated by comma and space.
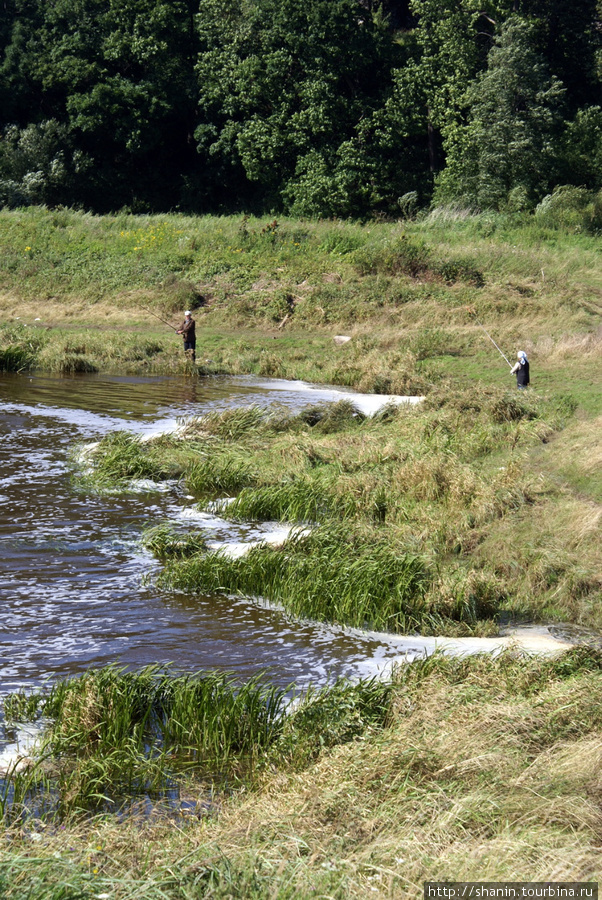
353, 235, 431, 277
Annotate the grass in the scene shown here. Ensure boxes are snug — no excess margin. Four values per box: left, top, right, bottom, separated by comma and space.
1, 668, 392, 822
1, 206, 600, 405
71, 376, 601, 634
1, 650, 602, 897
76, 385, 589, 635
158, 526, 431, 633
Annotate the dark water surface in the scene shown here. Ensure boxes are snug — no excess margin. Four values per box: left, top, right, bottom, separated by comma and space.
0, 371, 423, 698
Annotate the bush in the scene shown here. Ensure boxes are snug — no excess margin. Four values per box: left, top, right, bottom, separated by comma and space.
535, 185, 602, 233
353, 235, 431, 277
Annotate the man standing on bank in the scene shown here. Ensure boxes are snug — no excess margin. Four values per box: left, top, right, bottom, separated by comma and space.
177, 310, 196, 362
510, 350, 530, 389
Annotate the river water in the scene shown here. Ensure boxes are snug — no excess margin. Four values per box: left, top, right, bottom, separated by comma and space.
0, 371, 436, 701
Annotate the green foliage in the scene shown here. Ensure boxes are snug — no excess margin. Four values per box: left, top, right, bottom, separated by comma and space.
437, 18, 566, 210
158, 526, 431, 632
0, 322, 46, 372
195, 0, 398, 216
1, 0, 602, 213
535, 185, 602, 234
1, 667, 395, 818
559, 107, 602, 191
0, 0, 199, 211
0, 121, 84, 208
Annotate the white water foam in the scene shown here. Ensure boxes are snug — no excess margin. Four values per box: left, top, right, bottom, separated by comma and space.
236, 377, 424, 416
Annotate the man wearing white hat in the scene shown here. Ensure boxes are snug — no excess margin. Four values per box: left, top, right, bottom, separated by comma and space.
176, 310, 196, 362
510, 350, 530, 388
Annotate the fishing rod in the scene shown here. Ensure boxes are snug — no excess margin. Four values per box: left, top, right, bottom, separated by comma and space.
473, 317, 513, 368
140, 305, 178, 332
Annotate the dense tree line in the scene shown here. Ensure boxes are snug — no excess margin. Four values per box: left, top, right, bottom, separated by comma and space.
0, 0, 600, 216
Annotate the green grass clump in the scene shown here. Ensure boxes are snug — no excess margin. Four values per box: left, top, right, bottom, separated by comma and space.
143, 524, 208, 559
183, 405, 267, 440
3, 667, 288, 817
0, 322, 46, 372
208, 478, 338, 523
185, 454, 257, 495
1, 668, 393, 821
77, 432, 180, 486
159, 526, 432, 632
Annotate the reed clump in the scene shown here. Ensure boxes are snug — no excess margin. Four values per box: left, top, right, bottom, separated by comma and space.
158, 525, 432, 632
143, 525, 208, 559
1, 668, 393, 821
76, 432, 183, 487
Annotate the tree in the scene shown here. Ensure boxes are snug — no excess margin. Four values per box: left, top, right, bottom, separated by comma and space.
194, 0, 399, 215
0, 0, 200, 210
515, 0, 601, 112
435, 18, 565, 210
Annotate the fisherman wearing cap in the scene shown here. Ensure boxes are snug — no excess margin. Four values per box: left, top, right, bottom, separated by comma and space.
176, 311, 196, 362
510, 351, 530, 389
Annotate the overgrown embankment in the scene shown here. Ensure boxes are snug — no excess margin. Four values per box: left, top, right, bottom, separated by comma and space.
79, 389, 601, 636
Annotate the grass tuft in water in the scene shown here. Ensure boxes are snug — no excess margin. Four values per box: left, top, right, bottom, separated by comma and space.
143, 525, 208, 559
158, 525, 432, 632
1, 668, 395, 821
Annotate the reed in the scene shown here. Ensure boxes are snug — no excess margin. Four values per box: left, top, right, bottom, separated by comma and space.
1, 667, 290, 817
158, 526, 432, 632
184, 454, 257, 495
142, 524, 208, 559
0, 668, 397, 821
182, 405, 267, 440
208, 478, 338, 523
74, 432, 182, 488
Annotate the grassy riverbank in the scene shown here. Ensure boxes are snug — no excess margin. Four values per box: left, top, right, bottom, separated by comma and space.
0, 206, 601, 403
2, 651, 602, 897
1, 206, 601, 895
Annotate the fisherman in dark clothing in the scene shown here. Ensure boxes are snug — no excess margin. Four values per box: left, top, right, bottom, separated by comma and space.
177, 310, 196, 362
510, 350, 530, 389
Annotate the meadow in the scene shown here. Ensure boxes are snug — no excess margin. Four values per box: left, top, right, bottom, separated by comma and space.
0, 206, 601, 896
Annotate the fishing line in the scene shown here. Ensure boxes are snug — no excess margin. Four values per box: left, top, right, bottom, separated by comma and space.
472, 316, 512, 368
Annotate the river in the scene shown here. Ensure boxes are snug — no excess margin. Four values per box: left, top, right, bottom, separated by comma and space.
0, 371, 442, 702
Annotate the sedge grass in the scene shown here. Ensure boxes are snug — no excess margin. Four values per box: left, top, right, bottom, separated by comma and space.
158, 526, 433, 632
1, 669, 393, 823
2, 667, 290, 818
207, 478, 339, 524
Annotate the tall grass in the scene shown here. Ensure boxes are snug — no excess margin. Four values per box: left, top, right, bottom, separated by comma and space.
2, 667, 288, 817
158, 526, 432, 632
74, 432, 181, 487
1, 668, 393, 821
208, 478, 338, 523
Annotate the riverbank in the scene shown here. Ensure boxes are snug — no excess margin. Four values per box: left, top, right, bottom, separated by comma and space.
1, 207, 601, 895
2, 650, 602, 897
1, 207, 601, 405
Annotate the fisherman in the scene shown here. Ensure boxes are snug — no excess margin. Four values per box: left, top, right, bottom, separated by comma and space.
510, 350, 530, 389
176, 310, 196, 362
